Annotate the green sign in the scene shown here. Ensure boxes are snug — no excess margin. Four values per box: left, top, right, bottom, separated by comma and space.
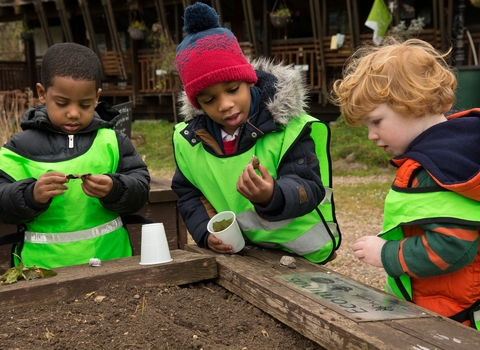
277, 272, 429, 321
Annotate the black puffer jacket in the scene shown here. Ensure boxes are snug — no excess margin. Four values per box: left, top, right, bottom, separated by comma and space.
172, 58, 326, 248
0, 102, 150, 224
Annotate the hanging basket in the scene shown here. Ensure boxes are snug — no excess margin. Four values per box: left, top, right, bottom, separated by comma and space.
471, 0, 480, 8
21, 32, 33, 40
269, 13, 292, 28
128, 28, 145, 40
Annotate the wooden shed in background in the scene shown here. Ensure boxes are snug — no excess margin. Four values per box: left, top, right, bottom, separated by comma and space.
0, 0, 478, 122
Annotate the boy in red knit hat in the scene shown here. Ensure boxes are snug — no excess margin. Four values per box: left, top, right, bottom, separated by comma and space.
331, 36, 480, 329
171, 2, 341, 264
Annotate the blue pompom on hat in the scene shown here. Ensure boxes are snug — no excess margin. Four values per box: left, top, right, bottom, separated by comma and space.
176, 2, 258, 109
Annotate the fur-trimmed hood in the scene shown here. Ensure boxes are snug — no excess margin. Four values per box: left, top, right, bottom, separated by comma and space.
177, 57, 309, 126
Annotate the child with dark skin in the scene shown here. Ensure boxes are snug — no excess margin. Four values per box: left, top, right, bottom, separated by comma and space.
331, 37, 480, 329
0, 43, 150, 268
171, 3, 340, 263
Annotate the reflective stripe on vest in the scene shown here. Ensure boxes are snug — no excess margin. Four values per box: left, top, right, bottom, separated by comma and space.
237, 209, 338, 254
24, 216, 123, 244
174, 114, 340, 263
473, 309, 480, 330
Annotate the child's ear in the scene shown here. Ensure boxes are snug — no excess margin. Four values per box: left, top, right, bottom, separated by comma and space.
95, 88, 102, 106
36, 83, 46, 104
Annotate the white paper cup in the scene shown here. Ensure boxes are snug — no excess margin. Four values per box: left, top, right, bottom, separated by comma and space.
139, 223, 173, 265
207, 211, 245, 253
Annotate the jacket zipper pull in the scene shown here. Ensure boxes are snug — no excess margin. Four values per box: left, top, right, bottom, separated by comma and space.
68, 135, 74, 149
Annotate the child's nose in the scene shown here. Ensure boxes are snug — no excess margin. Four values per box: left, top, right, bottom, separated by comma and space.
68, 107, 80, 118
367, 130, 378, 140
218, 97, 234, 112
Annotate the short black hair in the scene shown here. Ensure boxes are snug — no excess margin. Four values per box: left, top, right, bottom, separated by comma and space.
40, 42, 102, 90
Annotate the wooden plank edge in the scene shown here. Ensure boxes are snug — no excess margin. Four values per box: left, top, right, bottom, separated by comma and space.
185, 245, 480, 350
0, 249, 217, 311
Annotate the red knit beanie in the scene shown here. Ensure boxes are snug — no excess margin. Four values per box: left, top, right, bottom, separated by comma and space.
176, 2, 258, 109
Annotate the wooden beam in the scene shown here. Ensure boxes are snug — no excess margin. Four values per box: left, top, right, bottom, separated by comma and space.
174, 2, 180, 43
439, 0, 446, 51
54, 0, 73, 42
101, 0, 128, 81
77, 0, 100, 59
33, 0, 53, 47
241, 0, 257, 58
447, 0, 453, 45
349, 0, 360, 48
311, 0, 327, 105
263, 0, 270, 57
346, 0, 355, 44
211, 0, 223, 26
0, 250, 217, 311
154, 0, 172, 39
186, 244, 480, 350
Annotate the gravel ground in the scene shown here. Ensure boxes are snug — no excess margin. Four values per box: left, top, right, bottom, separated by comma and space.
326, 174, 393, 291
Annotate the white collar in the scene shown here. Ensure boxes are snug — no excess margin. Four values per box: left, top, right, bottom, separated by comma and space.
221, 128, 239, 141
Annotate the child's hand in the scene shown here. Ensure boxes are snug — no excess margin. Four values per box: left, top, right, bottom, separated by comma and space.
352, 236, 386, 268
33, 172, 69, 204
236, 164, 274, 206
80, 174, 113, 198
207, 233, 234, 254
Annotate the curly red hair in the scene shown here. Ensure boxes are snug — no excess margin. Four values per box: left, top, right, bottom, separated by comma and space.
330, 37, 457, 126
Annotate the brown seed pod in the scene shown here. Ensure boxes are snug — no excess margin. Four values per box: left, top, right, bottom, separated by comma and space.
249, 155, 260, 169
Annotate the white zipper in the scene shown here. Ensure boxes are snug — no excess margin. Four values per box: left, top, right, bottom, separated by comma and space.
68, 135, 74, 148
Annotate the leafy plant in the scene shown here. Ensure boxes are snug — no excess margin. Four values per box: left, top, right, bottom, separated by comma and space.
22, 22, 34, 34
270, 6, 291, 17
0, 256, 57, 285
129, 20, 147, 31
148, 22, 177, 91
391, 17, 425, 36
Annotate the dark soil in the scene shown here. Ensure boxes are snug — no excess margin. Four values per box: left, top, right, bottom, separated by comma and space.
0, 281, 324, 350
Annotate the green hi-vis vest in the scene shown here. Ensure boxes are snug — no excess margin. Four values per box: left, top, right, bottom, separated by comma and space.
174, 114, 340, 263
380, 187, 480, 330
0, 128, 132, 269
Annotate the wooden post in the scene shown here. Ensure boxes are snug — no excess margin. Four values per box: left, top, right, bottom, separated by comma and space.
347, 0, 360, 48
241, 0, 258, 58
33, 0, 54, 47
263, 0, 270, 57
439, 0, 446, 51
77, 0, 101, 61
211, 0, 223, 26
310, 0, 327, 105
54, 0, 73, 42
182, 0, 191, 9
154, 0, 172, 39
447, 0, 453, 46
130, 39, 139, 108
24, 35, 37, 92
101, 0, 128, 81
